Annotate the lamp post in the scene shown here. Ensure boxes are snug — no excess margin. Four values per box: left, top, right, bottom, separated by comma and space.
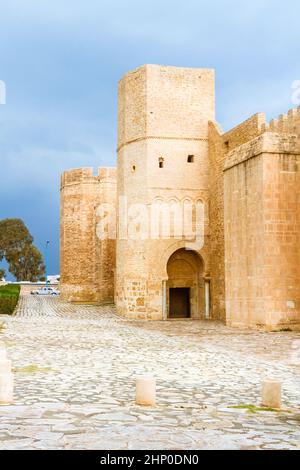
45, 240, 50, 287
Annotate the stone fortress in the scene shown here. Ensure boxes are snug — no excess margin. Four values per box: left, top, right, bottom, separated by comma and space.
60, 64, 300, 330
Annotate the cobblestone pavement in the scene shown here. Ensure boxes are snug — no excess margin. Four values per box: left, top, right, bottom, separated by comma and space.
0, 295, 300, 450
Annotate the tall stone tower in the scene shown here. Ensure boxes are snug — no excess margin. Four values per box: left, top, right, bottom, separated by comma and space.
116, 64, 215, 319
60, 167, 116, 303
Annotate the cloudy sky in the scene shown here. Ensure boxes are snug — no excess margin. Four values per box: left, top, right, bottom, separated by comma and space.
0, 0, 299, 277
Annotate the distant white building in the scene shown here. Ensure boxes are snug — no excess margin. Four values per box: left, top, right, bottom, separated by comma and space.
47, 275, 60, 284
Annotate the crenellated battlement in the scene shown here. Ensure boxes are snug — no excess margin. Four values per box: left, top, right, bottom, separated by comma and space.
209, 113, 266, 154
61, 167, 117, 189
224, 132, 300, 172
260, 105, 300, 135
210, 106, 300, 157
98, 167, 117, 183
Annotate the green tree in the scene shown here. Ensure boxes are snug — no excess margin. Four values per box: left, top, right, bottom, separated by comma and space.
0, 268, 5, 280
6, 244, 45, 282
0, 219, 33, 260
0, 218, 45, 281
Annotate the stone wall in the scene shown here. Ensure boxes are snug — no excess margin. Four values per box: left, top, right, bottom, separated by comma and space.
208, 121, 226, 320
208, 113, 266, 321
59, 63, 300, 330
224, 132, 300, 330
60, 167, 116, 303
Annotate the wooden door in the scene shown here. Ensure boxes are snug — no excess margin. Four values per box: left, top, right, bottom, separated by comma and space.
169, 288, 190, 318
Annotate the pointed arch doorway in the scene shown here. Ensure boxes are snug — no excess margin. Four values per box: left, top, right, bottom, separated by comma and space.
166, 248, 205, 319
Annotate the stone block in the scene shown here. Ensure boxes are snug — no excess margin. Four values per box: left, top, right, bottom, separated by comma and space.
136, 376, 156, 406
261, 379, 282, 408
0, 372, 14, 405
0, 359, 12, 374
0, 344, 6, 360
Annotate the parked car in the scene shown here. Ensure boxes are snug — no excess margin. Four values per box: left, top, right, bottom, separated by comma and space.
30, 286, 60, 296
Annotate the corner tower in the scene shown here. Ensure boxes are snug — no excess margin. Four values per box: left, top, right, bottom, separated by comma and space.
116, 64, 215, 319
60, 167, 116, 303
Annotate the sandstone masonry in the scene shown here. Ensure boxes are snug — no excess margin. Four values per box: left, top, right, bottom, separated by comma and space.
60, 64, 300, 330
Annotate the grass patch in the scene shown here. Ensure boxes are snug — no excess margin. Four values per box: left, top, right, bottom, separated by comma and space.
0, 284, 20, 315
229, 404, 279, 413
13, 364, 54, 374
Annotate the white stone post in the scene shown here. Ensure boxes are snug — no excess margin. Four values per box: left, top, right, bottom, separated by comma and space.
0, 346, 14, 405
136, 376, 156, 406
261, 379, 282, 409
0, 358, 12, 374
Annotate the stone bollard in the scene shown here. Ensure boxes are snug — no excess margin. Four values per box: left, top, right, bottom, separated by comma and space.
0, 321, 7, 331
0, 358, 12, 374
136, 376, 156, 406
0, 344, 6, 358
0, 346, 14, 405
261, 379, 282, 409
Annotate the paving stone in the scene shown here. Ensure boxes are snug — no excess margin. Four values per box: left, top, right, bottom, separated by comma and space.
34, 431, 64, 441
91, 412, 138, 422
0, 295, 299, 449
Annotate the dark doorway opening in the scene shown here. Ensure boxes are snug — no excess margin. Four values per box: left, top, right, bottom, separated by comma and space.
169, 288, 190, 318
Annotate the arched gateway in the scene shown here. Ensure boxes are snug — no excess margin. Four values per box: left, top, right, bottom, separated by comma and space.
166, 248, 207, 319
